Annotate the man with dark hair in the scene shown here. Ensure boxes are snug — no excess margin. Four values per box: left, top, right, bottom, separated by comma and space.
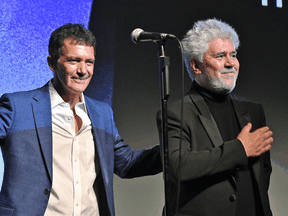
0, 23, 162, 216
157, 18, 273, 216
48, 23, 97, 64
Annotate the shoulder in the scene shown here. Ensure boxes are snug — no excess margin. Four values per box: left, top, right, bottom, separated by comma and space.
84, 96, 118, 134
1, 82, 49, 101
1, 85, 47, 105
162, 92, 199, 122
168, 94, 194, 110
230, 93, 263, 110
84, 95, 113, 116
230, 93, 265, 126
84, 95, 111, 109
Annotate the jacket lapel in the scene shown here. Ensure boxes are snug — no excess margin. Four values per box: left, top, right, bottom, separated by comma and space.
230, 95, 251, 129
189, 88, 223, 148
31, 82, 53, 182
230, 95, 261, 182
190, 87, 261, 183
29, 83, 112, 189
85, 97, 109, 187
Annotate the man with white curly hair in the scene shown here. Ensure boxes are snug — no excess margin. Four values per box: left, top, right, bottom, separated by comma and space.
157, 18, 273, 216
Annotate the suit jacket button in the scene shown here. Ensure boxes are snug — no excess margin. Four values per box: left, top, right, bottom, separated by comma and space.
229, 194, 236, 202
44, 189, 50, 195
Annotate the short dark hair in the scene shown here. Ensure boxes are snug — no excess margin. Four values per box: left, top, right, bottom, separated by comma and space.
48, 23, 96, 63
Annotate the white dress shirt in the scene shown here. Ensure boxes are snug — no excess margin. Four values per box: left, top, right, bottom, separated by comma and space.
44, 81, 99, 216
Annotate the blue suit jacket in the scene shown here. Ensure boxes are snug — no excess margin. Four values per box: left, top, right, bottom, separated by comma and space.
0, 82, 162, 216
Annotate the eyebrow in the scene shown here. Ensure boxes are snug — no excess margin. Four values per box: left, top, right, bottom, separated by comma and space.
67, 57, 95, 61
216, 51, 237, 55
87, 59, 95, 63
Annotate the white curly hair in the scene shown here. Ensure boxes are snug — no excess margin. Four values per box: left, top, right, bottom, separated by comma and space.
182, 18, 240, 80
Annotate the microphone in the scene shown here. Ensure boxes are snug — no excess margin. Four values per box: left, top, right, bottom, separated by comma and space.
131, 28, 176, 43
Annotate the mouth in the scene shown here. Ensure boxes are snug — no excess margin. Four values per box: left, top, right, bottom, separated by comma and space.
221, 72, 235, 75
72, 75, 89, 80
221, 71, 237, 78
72, 77, 89, 84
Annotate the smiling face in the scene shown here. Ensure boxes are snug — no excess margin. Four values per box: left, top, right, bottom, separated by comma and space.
49, 38, 95, 99
193, 37, 240, 94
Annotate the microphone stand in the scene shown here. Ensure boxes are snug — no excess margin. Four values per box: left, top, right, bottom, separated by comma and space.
157, 40, 171, 216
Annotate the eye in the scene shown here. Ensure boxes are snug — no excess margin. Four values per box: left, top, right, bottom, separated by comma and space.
86, 60, 95, 66
231, 53, 237, 58
216, 54, 224, 59
68, 58, 79, 64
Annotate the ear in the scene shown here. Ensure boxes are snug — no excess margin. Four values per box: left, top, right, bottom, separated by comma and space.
47, 55, 56, 72
190, 58, 203, 75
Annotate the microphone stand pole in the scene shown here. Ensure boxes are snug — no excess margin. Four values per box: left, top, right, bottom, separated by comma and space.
157, 40, 171, 216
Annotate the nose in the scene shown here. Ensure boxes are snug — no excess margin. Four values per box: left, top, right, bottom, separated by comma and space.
224, 56, 235, 68
77, 61, 88, 76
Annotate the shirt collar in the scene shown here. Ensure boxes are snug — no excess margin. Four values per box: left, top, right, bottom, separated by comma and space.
48, 80, 87, 113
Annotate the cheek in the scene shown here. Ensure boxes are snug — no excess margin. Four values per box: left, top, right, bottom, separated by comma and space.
236, 62, 240, 71
207, 60, 223, 71
88, 66, 94, 75
208, 63, 223, 76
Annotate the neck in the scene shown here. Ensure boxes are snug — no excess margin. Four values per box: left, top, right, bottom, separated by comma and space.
52, 79, 82, 109
194, 81, 228, 102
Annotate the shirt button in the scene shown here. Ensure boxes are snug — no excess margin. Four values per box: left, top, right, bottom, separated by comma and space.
229, 194, 237, 202
44, 188, 50, 195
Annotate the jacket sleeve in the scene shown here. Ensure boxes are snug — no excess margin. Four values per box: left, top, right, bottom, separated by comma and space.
0, 94, 14, 142
105, 104, 162, 178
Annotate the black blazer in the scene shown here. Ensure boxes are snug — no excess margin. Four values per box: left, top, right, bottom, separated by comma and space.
157, 85, 272, 216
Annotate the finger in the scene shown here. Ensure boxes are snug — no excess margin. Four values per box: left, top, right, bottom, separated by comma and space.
259, 137, 273, 149
260, 144, 271, 154
266, 137, 274, 144
255, 143, 271, 156
256, 126, 270, 134
243, 122, 252, 132
263, 130, 273, 139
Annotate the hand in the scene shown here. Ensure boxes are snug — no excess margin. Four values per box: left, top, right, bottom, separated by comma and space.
237, 123, 273, 157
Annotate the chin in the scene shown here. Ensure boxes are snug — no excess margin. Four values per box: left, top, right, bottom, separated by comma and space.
68, 87, 87, 93
215, 79, 236, 93
220, 85, 235, 94
210, 83, 235, 94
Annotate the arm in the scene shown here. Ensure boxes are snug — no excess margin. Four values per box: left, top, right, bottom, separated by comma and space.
103, 105, 162, 178
0, 94, 14, 142
114, 139, 162, 178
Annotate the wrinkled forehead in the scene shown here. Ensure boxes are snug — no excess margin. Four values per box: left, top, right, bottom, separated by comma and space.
207, 37, 235, 53
60, 37, 95, 57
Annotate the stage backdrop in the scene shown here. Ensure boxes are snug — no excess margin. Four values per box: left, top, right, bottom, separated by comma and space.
1, 0, 288, 216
